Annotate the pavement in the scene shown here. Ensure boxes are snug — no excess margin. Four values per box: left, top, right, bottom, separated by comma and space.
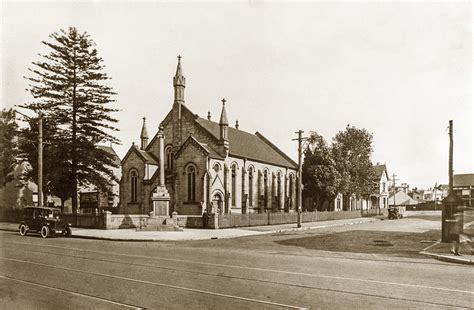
1, 214, 473, 265
0, 217, 378, 241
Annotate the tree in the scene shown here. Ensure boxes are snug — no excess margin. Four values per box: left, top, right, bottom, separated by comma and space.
302, 132, 340, 211
0, 108, 19, 187
17, 115, 74, 208
20, 27, 120, 213
331, 125, 376, 209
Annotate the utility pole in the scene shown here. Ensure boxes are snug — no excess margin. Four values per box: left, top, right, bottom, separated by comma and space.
38, 112, 43, 207
448, 120, 453, 194
391, 173, 398, 208
16, 109, 43, 207
292, 130, 305, 228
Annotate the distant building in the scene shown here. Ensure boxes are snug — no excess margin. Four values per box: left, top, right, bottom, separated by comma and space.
388, 191, 419, 207
370, 163, 390, 210
327, 163, 390, 212
453, 173, 474, 207
78, 146, 121, 214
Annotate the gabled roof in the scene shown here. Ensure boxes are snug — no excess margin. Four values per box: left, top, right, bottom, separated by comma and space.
388, 191, 419, 206
373, 164, 388, 180
453, 173, 474, 187
195, 117, 297, 168
121, 144, 159, 165
146, 102, 296, 169
175, 135, 224, 160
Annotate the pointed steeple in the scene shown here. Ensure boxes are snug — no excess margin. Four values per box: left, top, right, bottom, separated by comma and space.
219, 98, 229, 126
173, 55, 186, 105
218, 98, 229, 156
140, 117, 149, 150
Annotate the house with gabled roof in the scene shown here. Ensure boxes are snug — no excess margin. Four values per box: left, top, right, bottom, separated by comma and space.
119, 57, 298, 215
370, 163, 390, 210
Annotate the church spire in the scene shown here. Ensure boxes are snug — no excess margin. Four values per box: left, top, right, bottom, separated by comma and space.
218, 98, 229, 156
219, 98, 229, 126
173, 55, 186, 105
140, 117, 149, 150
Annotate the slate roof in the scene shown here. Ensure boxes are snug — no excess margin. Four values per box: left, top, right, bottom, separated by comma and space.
373, 164, 387, 180
195, 117, 297, 168
388, 191, 419, 206
198, 142, 225, 160
453, 174, 474, 187
121, 144, 159, 165
137, 147, 159, 165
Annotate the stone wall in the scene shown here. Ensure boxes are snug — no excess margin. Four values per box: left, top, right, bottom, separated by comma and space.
60, 214, 104, 229
107, 214, 150, 229
120, 151, 146, 214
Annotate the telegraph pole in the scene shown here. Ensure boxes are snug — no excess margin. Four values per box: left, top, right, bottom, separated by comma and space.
38, 112, 43, 207
293, 130, 305, 228
16, 109, 43, 207
391, 173, 398, 207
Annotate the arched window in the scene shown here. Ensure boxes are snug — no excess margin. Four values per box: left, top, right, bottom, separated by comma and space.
263, 170, 268, 204
277, 173, 282, 204
248, 168, 253, 207
231, 165, 237, 206
165, 146, 173, 169
289, 174, 294, 208
187, 165, 196, 201
130, 170, 138, 202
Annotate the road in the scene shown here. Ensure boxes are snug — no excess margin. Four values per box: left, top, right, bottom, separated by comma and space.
1, 216, 473, 309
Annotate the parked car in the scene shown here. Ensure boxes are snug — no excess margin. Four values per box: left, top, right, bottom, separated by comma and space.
18, 206, 72, 238
388, 207, 403, 220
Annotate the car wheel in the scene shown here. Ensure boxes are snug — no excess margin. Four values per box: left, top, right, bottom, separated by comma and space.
63, 226, 72, 237
40, 225, 49, 239
19, 224, 28, 236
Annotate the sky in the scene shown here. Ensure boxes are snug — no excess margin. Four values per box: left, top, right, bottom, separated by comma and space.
1, 1, 472, 189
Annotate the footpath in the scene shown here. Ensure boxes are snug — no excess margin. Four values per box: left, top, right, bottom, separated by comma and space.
1, 216, 472, 265
0, 217, 376, 241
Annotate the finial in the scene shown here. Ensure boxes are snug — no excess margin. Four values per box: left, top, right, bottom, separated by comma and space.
235, 120, 239, 129
132, 142, 135, 146
222, 98, 226, 105
207, 111, 211, 121
178, 55, 181, 61
142, 117, 146, 123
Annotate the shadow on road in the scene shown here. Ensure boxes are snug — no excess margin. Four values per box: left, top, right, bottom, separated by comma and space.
275, 230, 441, 259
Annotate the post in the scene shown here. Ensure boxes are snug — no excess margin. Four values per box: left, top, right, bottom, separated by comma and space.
38, 112, 43, 207
441, 120, 463, 243
448, 120, 453, 194
296, 130, 303, 228
391, 173, 397, 209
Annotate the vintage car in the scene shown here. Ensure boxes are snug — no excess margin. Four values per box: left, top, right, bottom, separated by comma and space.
19, 206, 72, 238
388, 206, 403, 220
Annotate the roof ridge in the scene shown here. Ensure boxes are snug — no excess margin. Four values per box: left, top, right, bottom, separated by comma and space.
254, 132, 298, 167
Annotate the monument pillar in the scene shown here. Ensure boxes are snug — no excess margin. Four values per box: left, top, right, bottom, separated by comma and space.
151, 124, 170, 216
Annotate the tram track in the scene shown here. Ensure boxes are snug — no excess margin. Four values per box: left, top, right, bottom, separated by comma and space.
1, 241, 472, 309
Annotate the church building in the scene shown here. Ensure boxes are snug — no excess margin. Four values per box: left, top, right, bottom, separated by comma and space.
119, 57, 298, 216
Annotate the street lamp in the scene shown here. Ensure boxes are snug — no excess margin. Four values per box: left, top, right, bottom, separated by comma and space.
15, 109, 43, 207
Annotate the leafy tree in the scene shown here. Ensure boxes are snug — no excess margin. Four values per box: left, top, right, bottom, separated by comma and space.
331, 125, 376, 208
0, 108, 19, 187
20, 27, 120, 213
17, 115, 73, 208
302, 132, 340, 211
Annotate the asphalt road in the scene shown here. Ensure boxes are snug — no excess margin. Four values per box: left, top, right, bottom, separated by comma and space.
1, 217, 473, 309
